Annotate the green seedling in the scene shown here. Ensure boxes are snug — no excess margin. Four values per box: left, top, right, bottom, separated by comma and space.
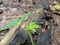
0, 12, 30, 31
25, 22, 40, 45
25, 22, 40, 33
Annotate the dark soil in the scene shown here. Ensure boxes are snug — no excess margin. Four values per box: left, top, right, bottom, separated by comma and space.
0, 0, 60, 45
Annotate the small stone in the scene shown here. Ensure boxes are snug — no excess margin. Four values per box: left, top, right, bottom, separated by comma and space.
9, 8, 17, 13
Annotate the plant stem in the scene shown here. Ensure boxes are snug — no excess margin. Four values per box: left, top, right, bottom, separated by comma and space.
27, 31, 34, 45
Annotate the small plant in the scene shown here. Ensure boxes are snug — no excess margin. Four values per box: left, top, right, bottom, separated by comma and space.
0, 12, 30, 31
25, 22, 40, 45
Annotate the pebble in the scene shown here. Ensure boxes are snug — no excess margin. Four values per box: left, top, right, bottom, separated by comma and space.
9, 8, 17, 13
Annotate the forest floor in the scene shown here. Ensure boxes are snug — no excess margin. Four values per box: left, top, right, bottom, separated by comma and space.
0, 0, 60, 45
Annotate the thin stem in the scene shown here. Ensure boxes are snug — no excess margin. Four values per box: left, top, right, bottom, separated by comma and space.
27, 31, 34, 45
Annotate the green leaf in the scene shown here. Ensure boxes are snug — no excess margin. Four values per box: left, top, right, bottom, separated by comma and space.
25, 22, 40, 33
0, 18, 19, 31
0, 12, 31, 31
20, 12, 30, 22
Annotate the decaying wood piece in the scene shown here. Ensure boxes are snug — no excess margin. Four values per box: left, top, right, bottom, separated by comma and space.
0, 24, 20, 45
0, 15, 31, 45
